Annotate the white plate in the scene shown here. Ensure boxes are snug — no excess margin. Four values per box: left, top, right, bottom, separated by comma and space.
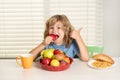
88, 59, 116, 69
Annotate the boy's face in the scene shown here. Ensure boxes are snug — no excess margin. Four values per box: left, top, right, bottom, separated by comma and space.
49, 21, 64, 43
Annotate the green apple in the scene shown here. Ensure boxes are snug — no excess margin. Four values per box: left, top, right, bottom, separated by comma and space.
42, 49, 54, 59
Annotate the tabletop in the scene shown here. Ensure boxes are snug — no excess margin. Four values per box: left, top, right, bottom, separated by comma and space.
0, 57, 120, 80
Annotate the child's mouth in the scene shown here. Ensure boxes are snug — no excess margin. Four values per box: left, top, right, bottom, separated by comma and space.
56, 35, 59, 38
49, 34, 59, 41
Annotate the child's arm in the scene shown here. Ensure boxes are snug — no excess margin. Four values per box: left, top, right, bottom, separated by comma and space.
29, 42, 46, 59
70, 28, 89, 61
29, 36, 53, 59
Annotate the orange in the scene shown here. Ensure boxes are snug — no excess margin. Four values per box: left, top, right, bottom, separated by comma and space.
64, 57, 70, 64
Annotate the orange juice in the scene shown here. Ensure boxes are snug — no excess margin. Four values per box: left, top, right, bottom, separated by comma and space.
16, 54, 33, 69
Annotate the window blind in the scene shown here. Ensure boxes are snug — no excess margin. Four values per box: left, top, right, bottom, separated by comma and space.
0, 0, 103, 58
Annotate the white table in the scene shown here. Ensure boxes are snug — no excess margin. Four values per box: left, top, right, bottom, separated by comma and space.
0, 57, 120, 80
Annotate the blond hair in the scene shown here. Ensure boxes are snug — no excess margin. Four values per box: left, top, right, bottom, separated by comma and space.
44, 14, 74, 48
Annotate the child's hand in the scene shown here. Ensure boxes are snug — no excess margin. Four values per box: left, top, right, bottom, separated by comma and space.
70, 28, 82, 40
43, 36, 53, 46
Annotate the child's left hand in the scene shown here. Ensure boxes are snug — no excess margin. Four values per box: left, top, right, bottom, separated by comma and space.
70, 28, 82, 40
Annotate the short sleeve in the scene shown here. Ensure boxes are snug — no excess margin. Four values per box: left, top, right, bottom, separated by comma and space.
72, 40, 80, 55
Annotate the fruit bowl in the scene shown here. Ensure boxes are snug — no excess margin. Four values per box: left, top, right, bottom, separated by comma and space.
38, 58, 73, 71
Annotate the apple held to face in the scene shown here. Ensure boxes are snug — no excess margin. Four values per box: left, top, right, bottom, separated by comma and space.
49, 34, 59, 41
41, 58, 51, 65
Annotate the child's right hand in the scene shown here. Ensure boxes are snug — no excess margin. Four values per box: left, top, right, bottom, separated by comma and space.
43, 36, 53, 46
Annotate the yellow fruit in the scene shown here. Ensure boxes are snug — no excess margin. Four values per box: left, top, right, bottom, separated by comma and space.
41, 49, 54, 58
50, 59, 60, 67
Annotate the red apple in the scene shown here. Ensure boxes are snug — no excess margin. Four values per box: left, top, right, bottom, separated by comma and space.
54, 49, 61, 55
49, 34, 59, 41
41, 58, 51, 65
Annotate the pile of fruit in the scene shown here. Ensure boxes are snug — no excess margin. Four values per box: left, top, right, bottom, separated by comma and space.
38, 49, 73, 71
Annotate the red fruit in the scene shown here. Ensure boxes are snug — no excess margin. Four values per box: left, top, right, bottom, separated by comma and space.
54, 49, 61, 55
49, 34, 58, 41
41, 58, 51, 65
60, 60, 67, 66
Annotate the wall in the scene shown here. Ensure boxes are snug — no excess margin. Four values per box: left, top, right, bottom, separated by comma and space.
103, 0, 120, 57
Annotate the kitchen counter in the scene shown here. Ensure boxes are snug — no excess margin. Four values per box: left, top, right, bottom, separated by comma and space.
0, 57, 120, 80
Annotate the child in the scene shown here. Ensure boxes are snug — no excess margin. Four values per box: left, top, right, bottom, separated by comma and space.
29, 14, 89, 61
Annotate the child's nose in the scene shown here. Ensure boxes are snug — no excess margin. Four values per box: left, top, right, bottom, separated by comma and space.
53, 28, 57, 33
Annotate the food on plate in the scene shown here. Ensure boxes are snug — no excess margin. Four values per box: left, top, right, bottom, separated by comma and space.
92, 54, 114, 68
92, 54, 114, 64
92, 60, 112, 68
